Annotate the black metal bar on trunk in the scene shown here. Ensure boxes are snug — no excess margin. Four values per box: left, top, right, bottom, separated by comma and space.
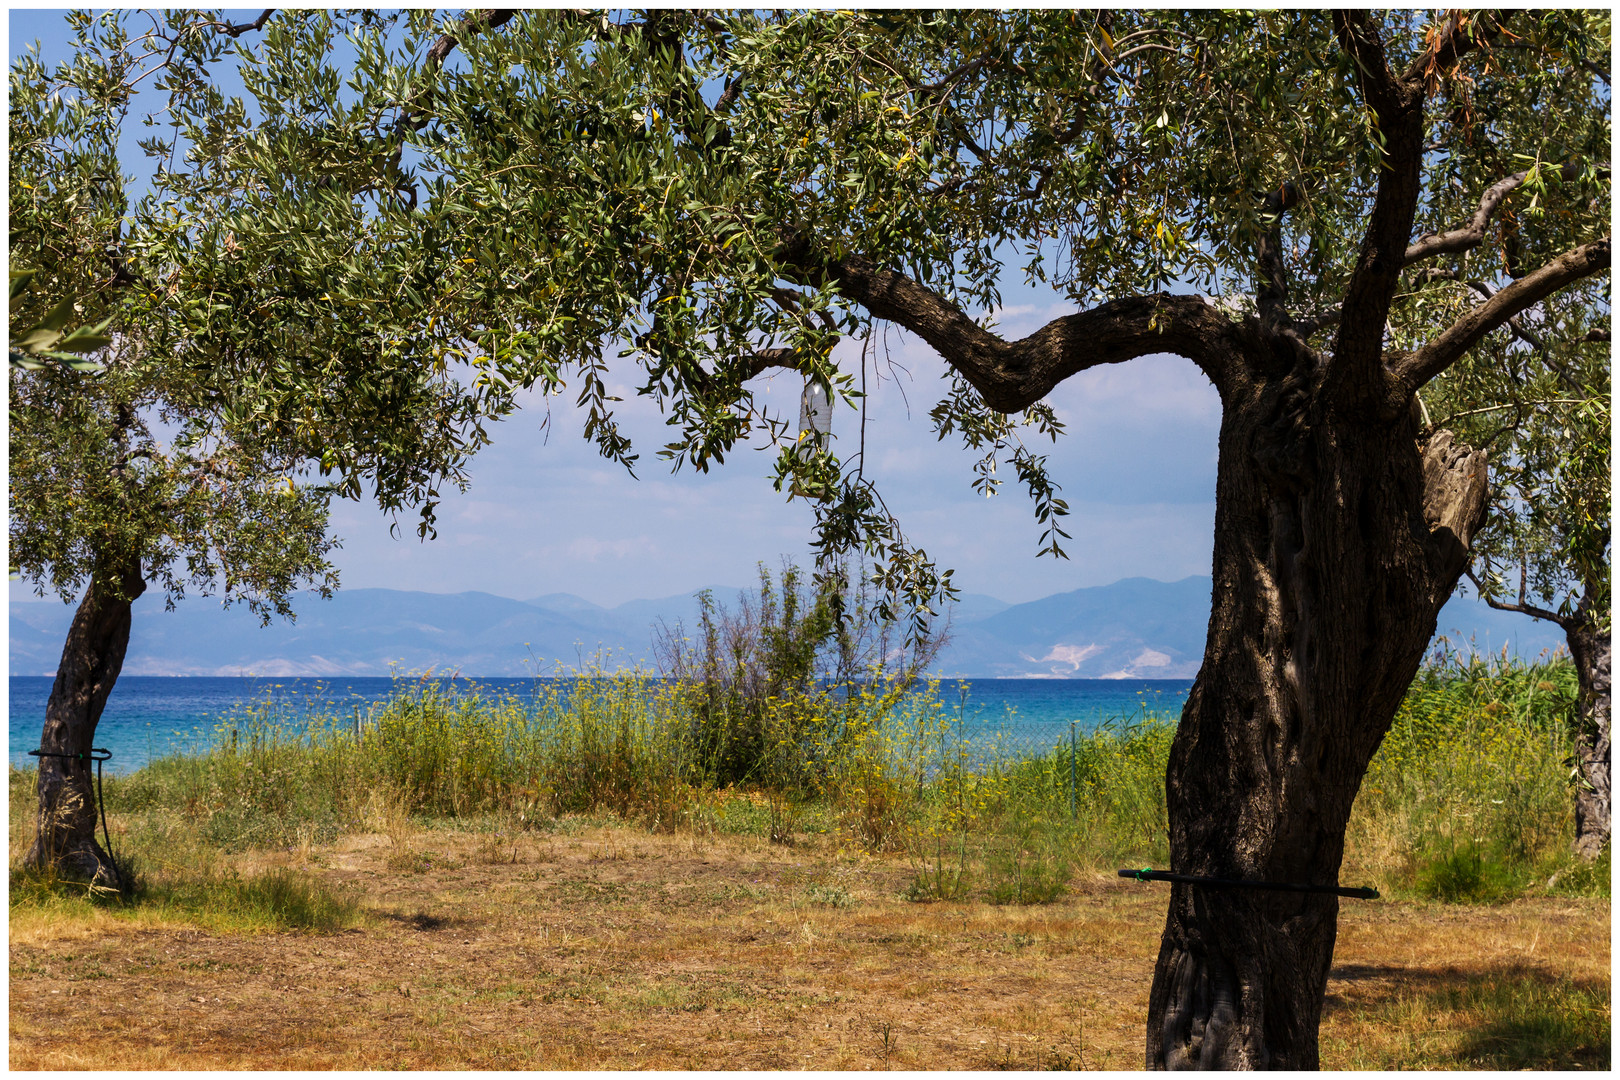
1119, 867, 1379, 900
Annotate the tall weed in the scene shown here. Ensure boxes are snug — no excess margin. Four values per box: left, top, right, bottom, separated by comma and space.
654, 560, 943, 793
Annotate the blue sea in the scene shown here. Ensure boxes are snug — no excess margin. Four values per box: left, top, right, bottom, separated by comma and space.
8, 675, 1192, 775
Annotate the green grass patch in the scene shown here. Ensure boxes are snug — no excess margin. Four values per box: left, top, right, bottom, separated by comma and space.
11, 646, 1601, 920
1413, 842, 1521, 903
1444, 975, 1611, 1070
162, 866, 362, 932
1338, 971, 1611, 1070
1548, 845, 1611, 898
10, 856, 360, 934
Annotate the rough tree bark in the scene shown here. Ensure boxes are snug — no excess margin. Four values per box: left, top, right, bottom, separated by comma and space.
1564, 597, 1610, 860
1124, 14, 1598, 1064
1144, 336, 1488, 1068
26, 556, 146, 886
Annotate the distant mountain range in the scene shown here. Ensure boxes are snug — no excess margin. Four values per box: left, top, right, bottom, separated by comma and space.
9, 575, 1569, 679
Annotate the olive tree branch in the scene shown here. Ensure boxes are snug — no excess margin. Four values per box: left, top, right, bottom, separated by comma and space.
1464, 565, 1571, 628
912, 50, 997, 97
395, 9, 517, 134
870, 40, 1000, 163
1295, 160, 1608, 338
1494, 39, 1610, 85
1437, 398, 1587, 424
1394, 236, 1611, 392
1403, 161, 1603, 265
1256, 180, 1303, 333
769, 287, 840, 337
1447, 274, 1600, 397
424, 9, 515, 70
1330, 10, 1515, 389
213, 10, 275, 38
743, 348, 799, 379
1113, 42, 1186, 65
1330, 10, 1430, 379
781, 244, 1242, 411
1400, 9, 1505, 87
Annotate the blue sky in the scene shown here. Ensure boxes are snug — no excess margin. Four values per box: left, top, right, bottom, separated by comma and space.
10, 9, 1223, 607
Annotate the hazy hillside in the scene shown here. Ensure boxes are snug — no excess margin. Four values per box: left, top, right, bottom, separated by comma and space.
938, 577, 1210, 678
11, 576, 1568, 678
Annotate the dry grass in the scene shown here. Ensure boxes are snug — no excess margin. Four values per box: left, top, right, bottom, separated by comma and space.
10, 811, 1609, 1070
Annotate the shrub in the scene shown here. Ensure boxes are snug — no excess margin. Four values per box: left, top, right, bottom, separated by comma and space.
1414, 842, 1516, 903
983, 837, 1072, 905
1548, 844, 1610, 898
654, 560, 943, 792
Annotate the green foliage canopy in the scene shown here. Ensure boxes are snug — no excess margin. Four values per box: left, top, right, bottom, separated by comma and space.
1425, 285, 1609, 633
8, 10, 496, 616
10, 9, 1610, 628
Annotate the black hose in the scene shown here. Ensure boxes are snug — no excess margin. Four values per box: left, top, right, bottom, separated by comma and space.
1118, 866, 1379, 900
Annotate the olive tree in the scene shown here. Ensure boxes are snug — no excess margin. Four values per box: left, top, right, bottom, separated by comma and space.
42, 8, 1609, 1068
8, 10, 504, 886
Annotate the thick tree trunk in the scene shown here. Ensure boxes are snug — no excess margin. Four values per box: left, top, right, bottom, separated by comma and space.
1144, 348, 1487, 1069
1565, 615, 1611, 860
26, 557, 145, 886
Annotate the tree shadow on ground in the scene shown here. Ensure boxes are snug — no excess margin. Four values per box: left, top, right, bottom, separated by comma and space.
1324, 960, 1609, 1070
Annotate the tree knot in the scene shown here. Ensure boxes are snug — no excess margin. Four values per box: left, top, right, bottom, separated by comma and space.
1419, 429, 1488, 575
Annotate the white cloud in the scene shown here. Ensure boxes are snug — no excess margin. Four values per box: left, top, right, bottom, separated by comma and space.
986, 300, 1082, 334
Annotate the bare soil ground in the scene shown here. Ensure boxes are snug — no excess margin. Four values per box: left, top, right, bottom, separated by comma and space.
10, 821, 1610, 1070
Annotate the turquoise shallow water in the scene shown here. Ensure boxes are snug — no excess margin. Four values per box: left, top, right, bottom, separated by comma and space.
9, 675, 1193, 774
